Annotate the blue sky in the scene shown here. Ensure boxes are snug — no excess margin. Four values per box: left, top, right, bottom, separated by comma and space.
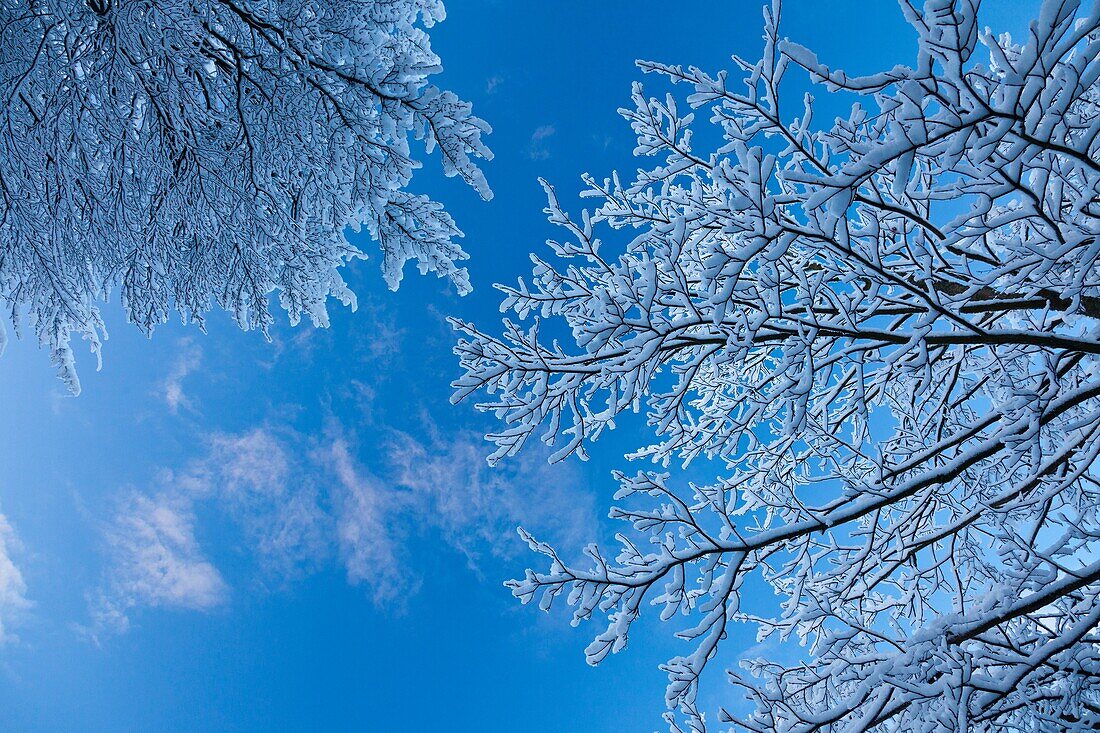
0, 2, 1037, 732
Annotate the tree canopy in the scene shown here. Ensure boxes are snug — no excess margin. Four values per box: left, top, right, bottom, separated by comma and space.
454, 0, 1100, 730
0, 0, 491, 392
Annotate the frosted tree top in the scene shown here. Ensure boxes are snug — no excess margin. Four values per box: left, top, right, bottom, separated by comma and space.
0, 0, 492, 391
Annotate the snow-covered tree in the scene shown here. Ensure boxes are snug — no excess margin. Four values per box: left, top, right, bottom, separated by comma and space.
453, 1, 1100, 730
0, 0, 491, 392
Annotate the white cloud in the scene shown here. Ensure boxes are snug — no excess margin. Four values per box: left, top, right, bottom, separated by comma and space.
526, 125, 556, 160
89, 413, 598, 630
388, 427, 598, 570
93, 492, 227, 636
485, 75, 503, 94
323, 437, 413, 605
160, 338, 202, 413
89, 428, 331, 636
201, 430, 329, 576
0, 511, 30, 643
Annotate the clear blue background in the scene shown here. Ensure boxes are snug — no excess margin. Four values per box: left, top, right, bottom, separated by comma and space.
0, 2, 1035, 731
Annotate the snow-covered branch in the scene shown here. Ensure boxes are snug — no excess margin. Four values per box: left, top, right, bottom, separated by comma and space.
0, 0, 492, 391
454, 1, 1100, 730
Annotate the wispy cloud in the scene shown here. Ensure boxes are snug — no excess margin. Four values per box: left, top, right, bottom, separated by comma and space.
348, 299, 406, 364
526, 125, 556, 160
92, 492, 227, 637
160, 338, 202, 413
485, 75, 504, 94
389, 426, 597, 569
0, 511, 30, 644
323, 437, 413, 605
89, 410, 598, 633
199, 430, 329, 578
91, 429, 329, 636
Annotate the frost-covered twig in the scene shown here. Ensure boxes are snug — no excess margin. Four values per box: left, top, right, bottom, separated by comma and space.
454, 1, 1100, 730
0, 0, 492, 391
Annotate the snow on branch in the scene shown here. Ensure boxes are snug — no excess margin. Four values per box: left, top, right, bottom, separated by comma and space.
0, 0, 492, 391
454, 0, 1100, 730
